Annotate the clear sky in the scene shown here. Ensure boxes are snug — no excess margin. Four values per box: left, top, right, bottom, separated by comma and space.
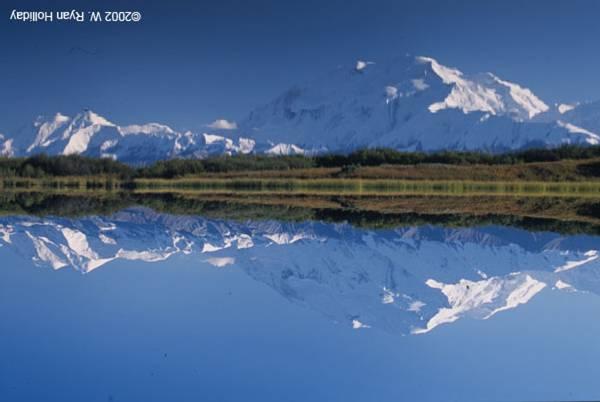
2, 0, 600, 133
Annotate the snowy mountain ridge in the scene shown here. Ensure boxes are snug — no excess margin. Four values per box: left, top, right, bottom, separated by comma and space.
3, 55, 600, 162
417, 56, 549, 120
1, 110, 257, 164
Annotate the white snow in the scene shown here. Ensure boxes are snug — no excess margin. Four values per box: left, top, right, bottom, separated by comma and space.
0, 225, 12, 243
199, 133, 255, 155
100, 140, 118, 151
554, 250, 598, 272
415, 274, 546, 333
60, 228, 115, 272
0, 137, 14, 156
203, 133, 226, 144
381, 287, 397, 304
385, 86, 399, 104
25, 111, 117, 156
265, 143, 305, 155
119, 123, 175, 135
63, 125, 101, 155
61, 228, 96, 259
81, 110, 115, 127
264, 233, 312, 244
352, 319, 371, 329
485, 275, 546, 317
26, 232, 68, 270
27, 113, 71, 152
419, 56, 548, 120
98, 223, 116, 231
116, 249, 173, 262
235, 234, 254, 249
202, 242, 227, 253
204, 257, 235, 267
554, 280, 573, 290
355, 60, 374, 71
237, 138, 256, 154
99, 233, 117, 245
556, 121, 600, 145
558, 103, 576, 114
490, 74, 549, 119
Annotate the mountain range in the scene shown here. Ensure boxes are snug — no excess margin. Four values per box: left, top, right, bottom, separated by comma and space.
2, 55, 600, 163
2, 208, 599, 335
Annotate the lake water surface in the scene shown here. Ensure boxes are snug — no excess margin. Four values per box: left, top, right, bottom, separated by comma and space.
1, 205, 599, 401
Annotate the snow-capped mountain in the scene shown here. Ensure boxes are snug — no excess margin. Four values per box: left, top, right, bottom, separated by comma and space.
4, 110, 255, 164
3, 55, 600, 162
1, 208, 599, 335
0, 133, 13, 156
234, 55, 600, 152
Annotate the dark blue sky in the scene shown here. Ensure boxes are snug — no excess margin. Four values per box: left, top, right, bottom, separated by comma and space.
2, 0, 600, 133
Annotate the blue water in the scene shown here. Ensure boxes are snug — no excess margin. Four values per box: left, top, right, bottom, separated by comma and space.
1, 209, 599, 401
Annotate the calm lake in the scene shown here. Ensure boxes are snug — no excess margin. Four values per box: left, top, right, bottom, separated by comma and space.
1, 194, 599, 401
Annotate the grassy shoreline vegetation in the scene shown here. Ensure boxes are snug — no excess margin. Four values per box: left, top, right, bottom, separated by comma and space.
1, 145, 600, 187
2, 146, 600, 230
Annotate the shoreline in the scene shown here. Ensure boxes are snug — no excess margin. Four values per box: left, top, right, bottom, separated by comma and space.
3, 176, 600, 197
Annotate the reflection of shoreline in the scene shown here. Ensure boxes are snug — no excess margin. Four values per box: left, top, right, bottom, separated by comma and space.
5, 177, 600, 197
1, 207, 599, 335
1, 191, 600, 234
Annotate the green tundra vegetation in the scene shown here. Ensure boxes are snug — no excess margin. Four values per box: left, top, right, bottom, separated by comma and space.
1, 145, 600, 185
3, 147, 600, 233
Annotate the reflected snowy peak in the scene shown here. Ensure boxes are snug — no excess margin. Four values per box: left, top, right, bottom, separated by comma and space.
1, 207, 599, 335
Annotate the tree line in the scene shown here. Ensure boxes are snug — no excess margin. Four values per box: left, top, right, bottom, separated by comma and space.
314, 145, 600, 167
2, 144, 600, 179
0, 154, 135, 179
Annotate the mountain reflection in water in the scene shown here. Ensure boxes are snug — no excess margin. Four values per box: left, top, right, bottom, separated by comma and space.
1, 206, 599, 335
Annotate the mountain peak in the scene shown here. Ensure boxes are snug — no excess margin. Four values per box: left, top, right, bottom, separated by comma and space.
416, 55, 463, 84
417, 56, 548, 120
3, 54, 600, 162
234, 54, 580, 152
72, 109, 115, 127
